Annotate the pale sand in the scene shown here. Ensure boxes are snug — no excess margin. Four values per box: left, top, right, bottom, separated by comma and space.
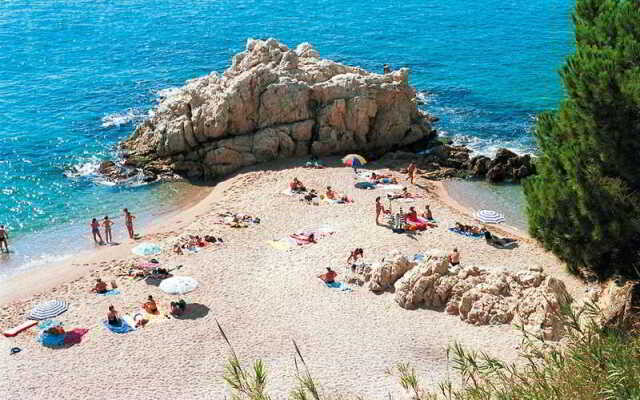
0, 157, 585, 400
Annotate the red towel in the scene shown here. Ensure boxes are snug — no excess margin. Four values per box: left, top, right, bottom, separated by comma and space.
64, 328, 89, 344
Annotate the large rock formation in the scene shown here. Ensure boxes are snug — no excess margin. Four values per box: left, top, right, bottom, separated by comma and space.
392, 255, 572, 340
347, 250, 416, 292
120, 38, 435, 179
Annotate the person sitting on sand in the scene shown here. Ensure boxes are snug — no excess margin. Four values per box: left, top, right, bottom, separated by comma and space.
107, 305, 121, 326
290, 177, 306, 192
318, 267, 337, 284
325, 186, 338, 200
484, 231, 518, 248
171, 299, 187, 316
173, 244, 184, 255
91, 278, 108, 294
448, 248, 460, 266
143, 295, 158, 314
90, 218, 104, 245
347, 248, 364, 269
422, 205, 434, 221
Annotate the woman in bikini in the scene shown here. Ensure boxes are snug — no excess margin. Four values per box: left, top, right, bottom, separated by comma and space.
90, 218, 104, 245
90, 278, 108, 294
318, 267, 337, 284
102, 216, 114, 244
107, 305, 121, 326
123, 208, 136, 239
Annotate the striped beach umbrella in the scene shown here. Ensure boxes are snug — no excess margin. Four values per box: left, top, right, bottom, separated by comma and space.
159, 276, 199, 295
342, 154, 367, 168
28, 300, 69, 321
474, 209, 505, 224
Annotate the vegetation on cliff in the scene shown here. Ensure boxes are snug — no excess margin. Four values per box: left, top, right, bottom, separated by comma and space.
523, 0, 640, 277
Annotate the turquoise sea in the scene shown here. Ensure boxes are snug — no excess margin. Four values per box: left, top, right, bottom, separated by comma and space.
0, 0, 572, 280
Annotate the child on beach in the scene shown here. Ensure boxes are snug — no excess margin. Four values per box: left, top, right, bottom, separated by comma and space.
0, 225, 8, 253
102, 216, 114, 244
90, 218, 104, 245
123, 208, 136, 239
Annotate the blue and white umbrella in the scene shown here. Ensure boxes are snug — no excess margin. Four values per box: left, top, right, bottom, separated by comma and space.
474, 209, 505, 224
28, 300, 69, 321
159, 276, 199, 295
131, 242, 162, 256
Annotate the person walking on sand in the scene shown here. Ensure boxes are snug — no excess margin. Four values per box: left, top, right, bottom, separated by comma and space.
407, 162, 417, 185
90, 218, 104, 245
448, 248, 460, 266
0, 225, 9, 253
123, 208, 136, 239
102, 216, 114, 244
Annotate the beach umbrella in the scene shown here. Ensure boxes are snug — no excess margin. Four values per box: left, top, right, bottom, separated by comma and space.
131, 242, 162, 256
474, 209, 505, 224
159, 276, 199, 295
342, 154, 367, 168
28, 300, 69, 321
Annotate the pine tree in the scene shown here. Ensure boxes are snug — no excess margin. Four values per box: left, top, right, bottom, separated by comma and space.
524, 0, 640, 277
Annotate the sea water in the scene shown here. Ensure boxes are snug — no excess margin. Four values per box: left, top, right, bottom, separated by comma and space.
0, 0, 573, 280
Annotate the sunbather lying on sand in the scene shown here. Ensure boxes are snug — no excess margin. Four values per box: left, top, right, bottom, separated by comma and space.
90, 278, 108, 294
107, 305, 122, 326
370, 172, 398, 184
289, 177, 306, 192
325, 186, 352, 203
406, 207, 437, 230
484, 231, 518, 248
388, 187, 420, 200
143, 295, 158, 314
454, 222, 485, 235
290, 232, 316, 244
318, 267, 337, 284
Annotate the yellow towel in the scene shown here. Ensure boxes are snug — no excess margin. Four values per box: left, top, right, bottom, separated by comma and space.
266, 240, 291, 251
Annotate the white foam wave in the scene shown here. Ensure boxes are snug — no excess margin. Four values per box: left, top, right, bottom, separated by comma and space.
155, 86, 182, 99
101, 108, 146, 128
64, 157, 101, 178
438, 131, 535, 157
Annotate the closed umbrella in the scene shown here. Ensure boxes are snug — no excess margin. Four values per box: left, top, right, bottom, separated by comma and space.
474, 209, 505, 224
28, 300, 69, 320
159, 276, 198, 295
131, 242, 162, 256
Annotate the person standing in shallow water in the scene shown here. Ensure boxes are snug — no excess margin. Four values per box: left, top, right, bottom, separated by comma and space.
102, 216, 114, 244
123, 208, 135, 239
0, 225, 9, 253
90, 218, 104, 245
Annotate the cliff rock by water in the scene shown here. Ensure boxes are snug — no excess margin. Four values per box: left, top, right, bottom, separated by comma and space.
121, 38, 435, 179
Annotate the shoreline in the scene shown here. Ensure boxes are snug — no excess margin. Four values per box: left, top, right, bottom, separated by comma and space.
0, 181, 213, 305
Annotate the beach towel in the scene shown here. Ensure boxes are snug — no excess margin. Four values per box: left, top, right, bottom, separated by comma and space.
448, 227, 484, 238
266, 240, 292, 251
64, 328, 89, 345
97, 289, 120, 296
37, 320, 62, 331
102, 317, 135, 334
326, 281, 352, 292
354, 181, 376, 190
38, 331, 65, 348
395, 197, 416, 203
413, 253, 425, 262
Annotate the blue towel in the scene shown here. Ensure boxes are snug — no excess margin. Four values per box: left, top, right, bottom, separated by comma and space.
97, 289, 120, 296
38, 320, 63, 331
355, 181, 376, 189
448, 228, 483, 238
413, 253, 425, 262
102, 319, 134, 334
38, 332, 65, 347
326, 281, 352, 292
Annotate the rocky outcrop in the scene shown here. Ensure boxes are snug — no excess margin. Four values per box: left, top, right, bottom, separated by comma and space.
393, 255, 572, 340
600, 280, 640, 332
120, 38, 435, 179
347, 250, 416, 292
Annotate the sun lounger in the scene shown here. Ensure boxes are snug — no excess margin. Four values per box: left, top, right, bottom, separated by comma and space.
3, 321, 37, 337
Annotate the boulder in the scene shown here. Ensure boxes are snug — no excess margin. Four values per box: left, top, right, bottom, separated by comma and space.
368, 251, 417, 292
121, 38, 434, 179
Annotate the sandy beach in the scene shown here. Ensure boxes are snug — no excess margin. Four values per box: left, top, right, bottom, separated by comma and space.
0, 157, 585, 400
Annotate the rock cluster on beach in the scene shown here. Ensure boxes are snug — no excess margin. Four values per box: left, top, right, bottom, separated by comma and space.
120, 38, 435, 179
349, 251, 572, 340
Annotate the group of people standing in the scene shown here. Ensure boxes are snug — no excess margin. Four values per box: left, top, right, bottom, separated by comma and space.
90, 208, 136, 245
